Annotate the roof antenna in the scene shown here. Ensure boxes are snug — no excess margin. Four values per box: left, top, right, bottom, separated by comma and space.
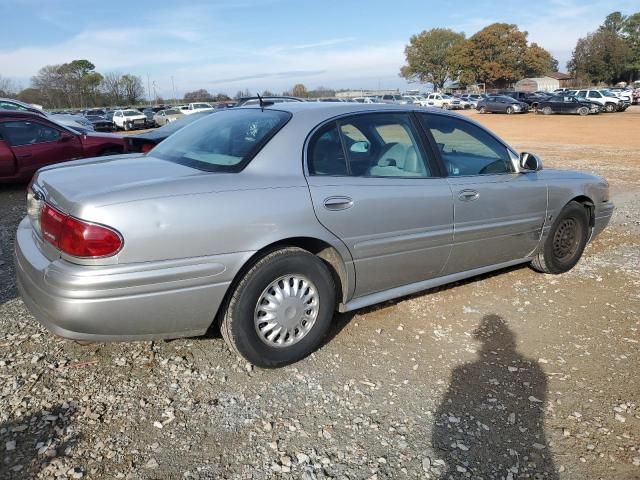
257, 92, 264, 111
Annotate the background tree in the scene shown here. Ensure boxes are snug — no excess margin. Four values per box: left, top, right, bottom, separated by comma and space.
183, 88, 213, 102
234, 89, 251, 99
568, 29, 631, 84
291, 83, 308, 97
101, 72, 125, 105
399, 28, 465, 89
0, 75, 18, 97
622, 12, 640, 80
449, 23, 556, 88
120, 74, 145, 104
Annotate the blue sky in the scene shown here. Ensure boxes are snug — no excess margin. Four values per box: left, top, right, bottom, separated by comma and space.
0, 0, 637, 97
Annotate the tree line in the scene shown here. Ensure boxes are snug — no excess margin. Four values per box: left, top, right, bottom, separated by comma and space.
0, 60, 147, 108
400, 10, 638, 90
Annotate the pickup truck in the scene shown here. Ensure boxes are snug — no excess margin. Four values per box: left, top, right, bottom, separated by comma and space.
180, 103, 215, 115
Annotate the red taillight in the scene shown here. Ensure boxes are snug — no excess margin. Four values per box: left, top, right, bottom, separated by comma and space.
141, 142, 154, 153
40, 203, 122, 258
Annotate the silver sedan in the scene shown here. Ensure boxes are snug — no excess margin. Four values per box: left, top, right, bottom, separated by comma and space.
15, 103, 614, 367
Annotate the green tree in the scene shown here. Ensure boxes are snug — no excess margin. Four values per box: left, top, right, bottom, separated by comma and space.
449, 23, 556, 88
400, 28, 465, 88
623, 12, 640, 77
600, 11, 627, 34
568, 30, 630, 84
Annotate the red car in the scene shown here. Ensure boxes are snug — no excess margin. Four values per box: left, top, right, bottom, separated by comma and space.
0, 111, 126, 183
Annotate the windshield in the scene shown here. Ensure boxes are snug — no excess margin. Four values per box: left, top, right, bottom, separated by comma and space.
164, 109, 181, 115
600, 90, 616, 97
152, 109, 291, 172
123, 110, 141, 117
192, 103, 211, 109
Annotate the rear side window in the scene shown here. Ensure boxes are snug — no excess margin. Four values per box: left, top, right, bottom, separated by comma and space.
420, 114, 513, 176
0, 121, 61, 146
308, 113, 432, 178
152, 109, 291, 172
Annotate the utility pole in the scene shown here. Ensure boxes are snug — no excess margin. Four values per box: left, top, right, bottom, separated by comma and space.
152, 81, 157, 105
171, 76, 177, 105
147, 73, 151, 106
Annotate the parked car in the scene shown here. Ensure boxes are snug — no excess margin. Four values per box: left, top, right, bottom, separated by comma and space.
0, 111, 125, 182
153, 108, 184, 127
477, 96, 529, 114
84, 114, 114, 131
181, 102, 215, 115
351, 97, 379, 104
112, 109, 149, 131
537, 96, 600, 115
48, 113, 95, 131
124, 110, 215, 153
598, 89, 631, 110
15, 103, 613, 367
0, 98, 46, 116
142, 108, 156, 126
571, 90, 622, 113
426, 93, 463, 109
498, 91, 548, 110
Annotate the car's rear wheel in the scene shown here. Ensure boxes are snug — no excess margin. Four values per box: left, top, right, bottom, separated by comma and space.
124, 122, 130, 131
543, 106, 553, 115
578, 106, 589, 116
531, 201, 589, 274
220, 248, 336, 368
442, 103, 449, 110
479, 106, 486, 114
506, 106, 514, 114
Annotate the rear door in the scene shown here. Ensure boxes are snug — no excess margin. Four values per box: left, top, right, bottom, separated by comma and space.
418, 113, 547, 274
0, 120, 83, 177
305, 112, 453, 297
0, 133, 17, 176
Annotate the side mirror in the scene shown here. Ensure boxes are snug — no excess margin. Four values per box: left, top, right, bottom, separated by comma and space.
350, 141, 370, 153
520, 152, 543, 172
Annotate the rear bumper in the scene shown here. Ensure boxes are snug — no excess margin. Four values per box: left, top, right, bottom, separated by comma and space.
15, 217, 252, 341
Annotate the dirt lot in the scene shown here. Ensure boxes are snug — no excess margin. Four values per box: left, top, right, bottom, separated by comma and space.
1, 108, 639, 480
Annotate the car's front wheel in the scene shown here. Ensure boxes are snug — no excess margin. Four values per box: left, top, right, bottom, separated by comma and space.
506, 106, 514, 114
578, 106, 589, 116
220, 248, 336, 368
604, 103, 616, 113
531, 201, 589, 274
543, 106, 553, 115
479, 106, 486, 114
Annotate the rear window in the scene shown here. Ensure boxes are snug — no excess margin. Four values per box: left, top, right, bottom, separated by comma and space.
152, 108, 291, 172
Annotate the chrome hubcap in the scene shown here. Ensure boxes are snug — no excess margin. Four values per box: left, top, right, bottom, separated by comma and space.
254, 275, 319, 347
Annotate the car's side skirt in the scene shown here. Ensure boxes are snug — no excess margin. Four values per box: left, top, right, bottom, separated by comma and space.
339, 257, 531, 313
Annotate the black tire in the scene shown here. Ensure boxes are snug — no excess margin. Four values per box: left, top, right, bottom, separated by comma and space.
479, 106, 486, 114
542, 106, 553, 115
220, 247, 336, 368
531, 201, 590, 274
604, 103, 616, 113
577, 106, 589, 116
506, 106, 514, 114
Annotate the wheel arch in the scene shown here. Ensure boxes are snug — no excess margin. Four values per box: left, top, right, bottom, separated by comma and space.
214, 236, 351, 328
568, 195, 595, 227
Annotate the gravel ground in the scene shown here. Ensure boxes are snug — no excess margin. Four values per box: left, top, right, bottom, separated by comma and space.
1, 109, 639, 480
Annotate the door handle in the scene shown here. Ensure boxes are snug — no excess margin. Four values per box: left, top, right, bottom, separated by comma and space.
323, 196, 354, 211
458, 189, 479, 201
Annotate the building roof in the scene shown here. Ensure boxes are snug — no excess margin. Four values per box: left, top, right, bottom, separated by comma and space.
546, 72, 572, 80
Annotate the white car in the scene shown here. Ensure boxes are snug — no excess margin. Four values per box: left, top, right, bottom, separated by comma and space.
351, 97, 380, 104
112, 109, 148, 130
181, 102, 215, 115
426, 93, 463, 109
571, 90, 622, 113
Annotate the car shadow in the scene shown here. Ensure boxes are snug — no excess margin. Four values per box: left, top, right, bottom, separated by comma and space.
0, 405, 79, 479
431, 314, 558, 479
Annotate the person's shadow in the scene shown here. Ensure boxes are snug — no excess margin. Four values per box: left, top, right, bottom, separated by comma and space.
432, 314, 558, 479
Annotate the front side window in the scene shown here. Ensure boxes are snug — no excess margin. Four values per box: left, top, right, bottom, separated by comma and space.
588, 91, 601, 98
420, 114, 513, 176
152, 108, 291, 172
0, 121, 61, 146
308, 113, 432, 178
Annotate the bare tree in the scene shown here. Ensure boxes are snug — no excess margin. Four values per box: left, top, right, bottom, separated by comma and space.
101, 72, 125, 105
0, 75, 18, 97
120, 74, 145, 105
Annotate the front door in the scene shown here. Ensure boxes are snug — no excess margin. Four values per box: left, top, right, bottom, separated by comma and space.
305, 112, 453, 297
419, 113, 548, 274
0, 120, 83, 178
